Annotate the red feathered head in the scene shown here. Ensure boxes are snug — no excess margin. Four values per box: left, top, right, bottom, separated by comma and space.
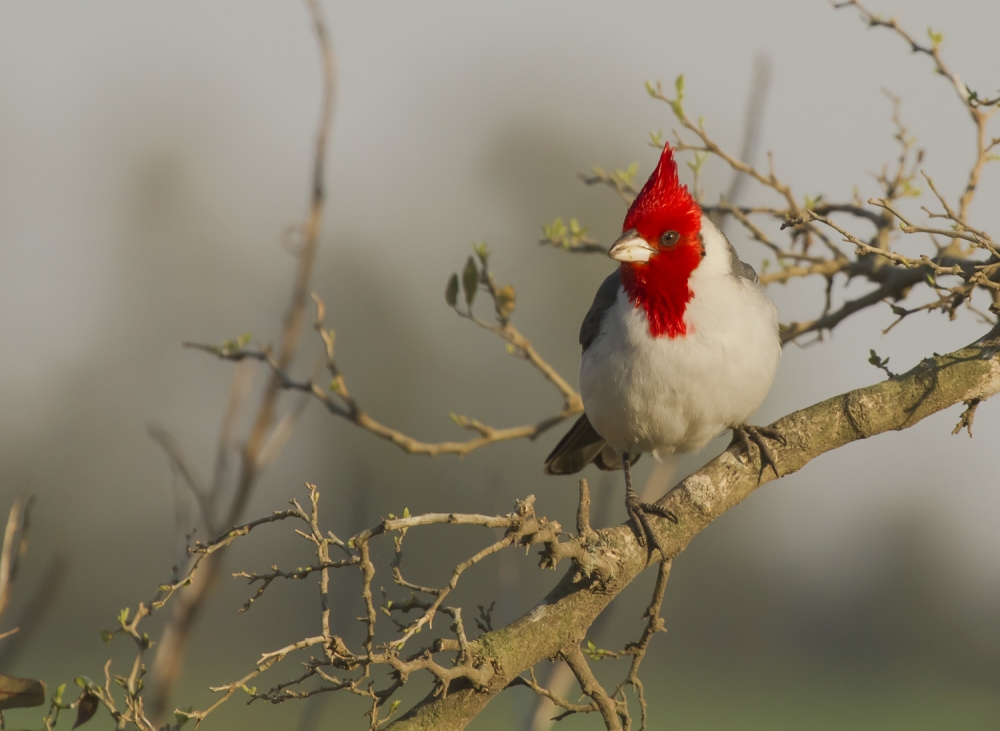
622, 143, 701, 243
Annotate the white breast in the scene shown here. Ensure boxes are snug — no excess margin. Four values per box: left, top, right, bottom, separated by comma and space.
579, 217, 780, 456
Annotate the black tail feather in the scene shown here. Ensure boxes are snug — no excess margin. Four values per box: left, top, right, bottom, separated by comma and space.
544, 414, 638, 474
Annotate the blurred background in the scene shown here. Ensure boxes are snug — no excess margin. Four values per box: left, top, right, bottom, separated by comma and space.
1, 1, 999, 729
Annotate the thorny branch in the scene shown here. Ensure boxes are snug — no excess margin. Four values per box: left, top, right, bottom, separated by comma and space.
68, 479, 670, 731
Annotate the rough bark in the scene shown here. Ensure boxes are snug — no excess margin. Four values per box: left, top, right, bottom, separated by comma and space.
389, 322, 1000, 730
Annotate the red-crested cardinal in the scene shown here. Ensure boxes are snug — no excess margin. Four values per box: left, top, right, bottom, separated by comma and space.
544, 142, 782, 555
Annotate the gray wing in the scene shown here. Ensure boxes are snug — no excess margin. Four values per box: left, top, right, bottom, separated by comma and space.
543, 413, 606, 475
723, 235, 760, 284
580, 271, 622, 353
543, 412, 638, 475
544, 270, 628, 475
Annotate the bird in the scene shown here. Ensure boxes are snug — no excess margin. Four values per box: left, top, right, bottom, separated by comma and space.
544, 141, 782, 556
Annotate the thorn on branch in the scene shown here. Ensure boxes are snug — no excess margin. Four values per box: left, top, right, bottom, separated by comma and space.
951, 398, 981, 437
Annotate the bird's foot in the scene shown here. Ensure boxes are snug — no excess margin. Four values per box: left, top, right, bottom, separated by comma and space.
625, 489, 677, 560
731, 423, 786, 477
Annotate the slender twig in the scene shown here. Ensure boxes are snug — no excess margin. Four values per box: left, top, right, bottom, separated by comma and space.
0, 497, 34, 621
147, 1, 338, 720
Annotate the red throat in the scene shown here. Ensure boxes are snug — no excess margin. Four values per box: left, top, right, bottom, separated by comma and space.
620, 244, 701, 338
619, 143, 702, 339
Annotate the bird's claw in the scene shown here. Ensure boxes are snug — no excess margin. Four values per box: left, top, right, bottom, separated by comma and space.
625, 491, 677, 560
731, 423, 786, 477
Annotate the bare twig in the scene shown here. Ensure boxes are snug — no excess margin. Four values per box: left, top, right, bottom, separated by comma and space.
834, 0, 997, 223
187, 275, 584, 459
561, 644, 622, 731
0, 497, 34, 621
147, 0, 337, 720
0, 557, 68, 667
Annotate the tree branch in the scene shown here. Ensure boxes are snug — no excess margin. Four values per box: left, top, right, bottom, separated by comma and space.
388, 321, 1000, 729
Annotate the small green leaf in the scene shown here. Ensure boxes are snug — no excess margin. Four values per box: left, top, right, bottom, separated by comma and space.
472, 241, 490, 266
614, 164, 638, 186
867, 349, 895, 377
445, 273, 459, 308
674, 74, 685, 101
542, 217, 567, 244
803, 194, 825, 210
236, 332, 252, 349
117, 607, 130, 628
100, 629, 114, 644
686, 152, 707, 175
927, 27, 943, 49
402, 507, 410, 518
644, 80, 657, 97
462, 256, 478, 306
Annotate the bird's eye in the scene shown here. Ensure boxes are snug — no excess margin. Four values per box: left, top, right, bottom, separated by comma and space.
660, 230, 680, 247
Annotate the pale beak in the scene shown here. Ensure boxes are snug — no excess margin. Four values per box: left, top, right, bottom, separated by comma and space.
608, 229, 656, 263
